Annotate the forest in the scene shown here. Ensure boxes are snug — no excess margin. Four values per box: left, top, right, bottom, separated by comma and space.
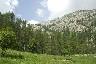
0, 12, 96, 56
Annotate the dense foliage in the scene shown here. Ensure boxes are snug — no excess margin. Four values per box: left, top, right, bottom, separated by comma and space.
0, 12, 96, 56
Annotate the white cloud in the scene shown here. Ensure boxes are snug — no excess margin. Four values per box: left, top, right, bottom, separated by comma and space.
36, 8, 44, 17
47, 0, 71, 20
40, 0, 71, 20
48, 10, 73, 20
40, 0, 96, 20
40, 0, 47, 8
47, 0, 70, 13
0, 0, 18, 13
28, 20, 39, 24
70, 0, 96, 10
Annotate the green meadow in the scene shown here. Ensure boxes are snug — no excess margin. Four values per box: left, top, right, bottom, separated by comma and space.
0, 49, 96, 64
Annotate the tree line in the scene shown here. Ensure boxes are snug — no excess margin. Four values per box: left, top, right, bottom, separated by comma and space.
0, 12, 96, 55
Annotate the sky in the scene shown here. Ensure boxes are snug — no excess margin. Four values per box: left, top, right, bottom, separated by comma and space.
0, 0, 96, 24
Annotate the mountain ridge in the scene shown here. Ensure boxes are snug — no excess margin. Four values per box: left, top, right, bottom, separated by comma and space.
33, 9, 96, 32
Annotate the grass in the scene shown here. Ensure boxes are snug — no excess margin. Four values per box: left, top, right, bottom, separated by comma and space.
0, 49, 96, 64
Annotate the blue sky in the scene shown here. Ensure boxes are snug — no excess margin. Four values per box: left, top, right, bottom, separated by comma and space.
15, 0, 49, 21
0, 0, 96, 24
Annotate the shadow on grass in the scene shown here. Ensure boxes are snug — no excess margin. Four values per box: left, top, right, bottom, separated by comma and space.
1, 52, 24, 59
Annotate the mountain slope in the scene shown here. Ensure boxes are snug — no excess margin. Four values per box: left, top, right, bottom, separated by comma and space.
40, 9, 96, 32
